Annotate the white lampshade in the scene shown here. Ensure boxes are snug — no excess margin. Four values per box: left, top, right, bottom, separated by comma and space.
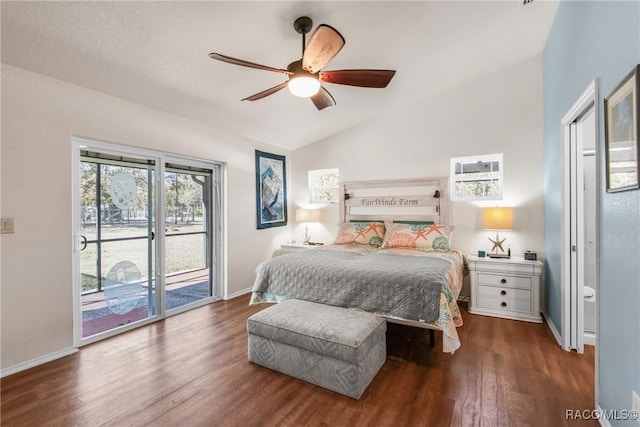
482, 207, 513, 230
288, 76, 321, 98
295, 208, 322, 223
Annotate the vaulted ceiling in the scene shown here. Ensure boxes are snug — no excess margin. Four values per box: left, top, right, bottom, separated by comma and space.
1, 1, 559, 150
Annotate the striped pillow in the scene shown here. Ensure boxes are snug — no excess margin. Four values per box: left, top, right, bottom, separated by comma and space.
334, 222, 386, 247
382, 223, 454, 251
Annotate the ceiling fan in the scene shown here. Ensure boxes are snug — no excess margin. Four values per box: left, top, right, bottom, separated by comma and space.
208, 16, 396, 110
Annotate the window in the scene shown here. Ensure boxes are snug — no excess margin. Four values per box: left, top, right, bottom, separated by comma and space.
450, 153, 503, 201
308, 168, 339, 203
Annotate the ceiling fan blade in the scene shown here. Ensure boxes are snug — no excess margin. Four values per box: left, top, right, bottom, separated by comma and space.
302, 24, 345, 74
242, 82, 289, 101
209, 53, 291, 75
320, 69, 396, 88
310, 86, 336, 110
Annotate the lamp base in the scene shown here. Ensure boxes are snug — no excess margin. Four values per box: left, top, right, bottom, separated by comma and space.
303, 225, 310, 244
487, 253, 510, 259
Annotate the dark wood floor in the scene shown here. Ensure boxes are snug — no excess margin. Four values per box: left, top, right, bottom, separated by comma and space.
1, 295, 596, 427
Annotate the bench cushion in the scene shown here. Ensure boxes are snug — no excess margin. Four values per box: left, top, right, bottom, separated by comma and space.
247, 299, 385, 365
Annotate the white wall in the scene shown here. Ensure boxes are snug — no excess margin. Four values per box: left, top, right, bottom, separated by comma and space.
291, 55, 545, 297
0, 65, 290, 370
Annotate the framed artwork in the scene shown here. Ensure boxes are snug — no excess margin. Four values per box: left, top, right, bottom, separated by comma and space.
604, 64, 639, 192
255, 150, 287, 229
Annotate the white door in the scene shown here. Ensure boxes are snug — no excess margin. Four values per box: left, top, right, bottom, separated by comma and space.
569, 104, 597, 350
579, 109, 597, 337
561, 80, 597, 353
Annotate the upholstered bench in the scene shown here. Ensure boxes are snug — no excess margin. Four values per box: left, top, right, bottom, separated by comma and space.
247, 299, 386, 399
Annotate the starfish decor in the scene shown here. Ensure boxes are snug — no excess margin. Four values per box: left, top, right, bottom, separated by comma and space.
489, 234, 506, 253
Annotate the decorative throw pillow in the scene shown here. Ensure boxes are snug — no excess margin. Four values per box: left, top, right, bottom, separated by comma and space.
334, 222, 386, 247
381, 223, 454, 251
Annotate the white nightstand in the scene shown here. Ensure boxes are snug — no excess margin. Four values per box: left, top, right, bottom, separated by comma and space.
280, 243, 319, 254
467, 255, 543, 323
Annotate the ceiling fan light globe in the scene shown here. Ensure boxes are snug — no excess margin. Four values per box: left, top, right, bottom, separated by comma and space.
288, 76, 321, 98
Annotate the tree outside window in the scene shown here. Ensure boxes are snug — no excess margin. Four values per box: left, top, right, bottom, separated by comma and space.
450, 154, 503, 201
308, 168, 339, 203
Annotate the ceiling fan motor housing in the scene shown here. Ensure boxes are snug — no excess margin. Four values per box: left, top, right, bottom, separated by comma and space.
287, 60, 318, 79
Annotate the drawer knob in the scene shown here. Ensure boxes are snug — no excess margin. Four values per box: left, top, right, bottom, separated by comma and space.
500, 290, 507, 296
501, 301, 507, 307
500, 278, 507, 284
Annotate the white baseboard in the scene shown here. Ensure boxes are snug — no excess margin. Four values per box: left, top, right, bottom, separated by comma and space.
541, 309, 563, 347
596, 404, 612, 427
224, 286, 252, 300
457, 295, 470, 303
584, 331, 596, 346
542, 310, 597, 350
1, 346, 78, 378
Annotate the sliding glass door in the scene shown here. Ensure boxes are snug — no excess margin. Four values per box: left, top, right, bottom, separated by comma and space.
74, 140, 223, 344
164, 164, 213, 312
78, 153, 156, 338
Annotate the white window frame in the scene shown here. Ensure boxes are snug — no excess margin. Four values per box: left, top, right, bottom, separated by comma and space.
308, 168, 339, 204
72, 137, 225, 347
450, 153, 503, 201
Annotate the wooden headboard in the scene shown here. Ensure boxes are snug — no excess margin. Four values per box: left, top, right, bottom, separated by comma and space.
339, 177, 450, 225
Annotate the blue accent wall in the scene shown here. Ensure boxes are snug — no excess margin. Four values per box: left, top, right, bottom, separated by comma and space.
544, 0, 639, 420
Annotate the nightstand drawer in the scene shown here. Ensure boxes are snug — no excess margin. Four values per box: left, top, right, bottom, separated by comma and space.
477, 295, 532, 314
478, 273, 532, 290
471, 260, 541, 275
477, 285, 530, 300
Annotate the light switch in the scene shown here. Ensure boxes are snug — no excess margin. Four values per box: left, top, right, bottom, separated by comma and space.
1, 218, 14, 234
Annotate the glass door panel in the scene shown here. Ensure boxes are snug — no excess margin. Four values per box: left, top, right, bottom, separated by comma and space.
79, 156, 156, 338
164, 167, 212, 311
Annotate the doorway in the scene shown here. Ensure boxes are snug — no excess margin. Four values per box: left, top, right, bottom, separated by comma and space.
73, 139, 223, 345
163, 164, 215, 314
561, 80, 598, 353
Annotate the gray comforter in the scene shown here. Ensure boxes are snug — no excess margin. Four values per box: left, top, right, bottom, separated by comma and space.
252, 248, 450, 323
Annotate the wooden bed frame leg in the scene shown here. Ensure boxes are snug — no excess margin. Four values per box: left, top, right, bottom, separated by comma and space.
430, 330, 435, 348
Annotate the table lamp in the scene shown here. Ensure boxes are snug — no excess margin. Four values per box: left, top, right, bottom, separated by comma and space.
295, 208, 322, 244
482, 207, 513, 258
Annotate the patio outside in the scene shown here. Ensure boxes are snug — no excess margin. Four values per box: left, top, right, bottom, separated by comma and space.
81, 222, 211, 338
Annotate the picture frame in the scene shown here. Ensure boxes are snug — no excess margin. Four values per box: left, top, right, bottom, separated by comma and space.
255, 150, 287, 229
604, 64, 639, 192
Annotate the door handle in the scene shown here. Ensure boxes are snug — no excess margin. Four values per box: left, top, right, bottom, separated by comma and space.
76, 235, 88, 252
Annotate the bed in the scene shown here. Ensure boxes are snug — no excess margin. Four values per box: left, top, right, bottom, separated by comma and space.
250, 178, 464, 353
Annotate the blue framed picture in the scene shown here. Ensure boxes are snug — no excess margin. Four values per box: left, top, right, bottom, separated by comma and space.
605, 64, 639, 192
255, 150, 287, 229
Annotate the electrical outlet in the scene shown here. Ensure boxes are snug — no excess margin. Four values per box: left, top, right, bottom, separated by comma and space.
0, 218, 14, 234
633, 391, 640, 425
